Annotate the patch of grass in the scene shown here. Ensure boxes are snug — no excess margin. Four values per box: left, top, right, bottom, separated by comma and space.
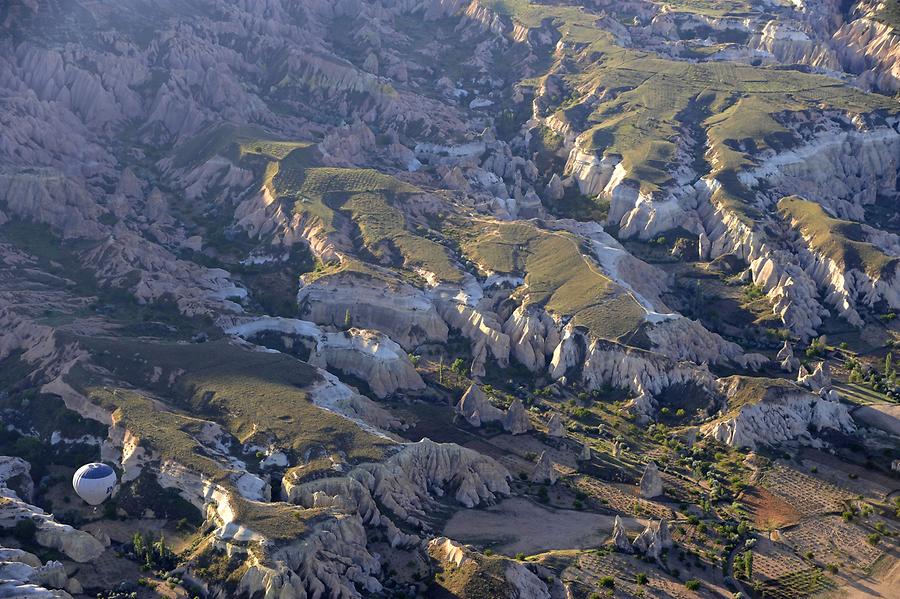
778, 196, 898, 280
76, 337, 390, 463
266, 147, 462, 283
718, 375, 808, 416
63, 337, 393, 542
172, 123, 270, 169
462, 221, 645, 339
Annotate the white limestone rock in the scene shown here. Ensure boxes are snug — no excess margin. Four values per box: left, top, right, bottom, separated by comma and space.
428, 537, 551, 599
632, 519, 673, 561
543, 173, 565, 202
0, 457, 104, 563
702, 376, 855, 449
550, 326, 716, 406
777, 341, 801, 373
352, 439, 511, 526
297, 271, 449, 350
503, 399, 532, 435
798, 361, 831, 392
456, 383, 505, 427
611, 516, 633, 553
579, 441, 592, 462
225, 316, 425, 398
546, 413, 566, 438
456, 385, 532, 435
531, 451, 558, 485
639, 461, 663, 498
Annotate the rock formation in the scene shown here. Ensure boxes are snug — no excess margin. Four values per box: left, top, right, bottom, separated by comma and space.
777, 341, 801, 373
428, 537, 552, 599
639, 461, 664, 498
456, 385, 532, 434
0, 457, 104, 563
798, 361, 831, 392
0, 545, 73, 598
703, 376, 855, 448
546, 413, 566, 438
579, 441, 592, 462
531, 451, 559, 485
456, 383, 505, 427
225, 316, 425, 398
611, 516, 633, 553
632, 519, 673, 561
503, 399, 532, 435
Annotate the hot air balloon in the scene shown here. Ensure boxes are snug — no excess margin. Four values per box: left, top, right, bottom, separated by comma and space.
72, 463, 117, 506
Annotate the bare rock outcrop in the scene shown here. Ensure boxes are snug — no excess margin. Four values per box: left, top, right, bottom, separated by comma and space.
428, 537, 552, 599
579, 441, 592, 462
531, 451, 558, 484
632, 519, 673, 561
777, 340, 801, 373
798, 361, 831, 392
503, 399, 532, 435
550, 326, 716, 413
702, 376, 855, 449
352, 439, 511, 526
297, 271, 449, 350
456, 383, 505, 427
639, 461, 663, 498
455, 385, 532, 434
225, 316, 425, 398
611, 516, 633, 553
0, 457, 104, 563
546, 413, 566, 438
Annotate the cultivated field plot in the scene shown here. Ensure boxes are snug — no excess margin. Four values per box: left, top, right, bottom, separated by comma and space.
741, 486, 804, 530
561, 551, 702, 599
573, 476, 675, 520
751, 538, 836, 599
760, 465, 854, 517
659, 471, 701, 503
781, 516, 885, 573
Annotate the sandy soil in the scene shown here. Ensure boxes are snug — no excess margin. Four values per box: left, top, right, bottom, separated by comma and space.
852, 403, 900, 436
442, 496, 646, 555
741, 486, 803, 530
820, 555, 900, 599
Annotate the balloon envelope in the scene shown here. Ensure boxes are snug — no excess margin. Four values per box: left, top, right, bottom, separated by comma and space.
72, 463, 117, 506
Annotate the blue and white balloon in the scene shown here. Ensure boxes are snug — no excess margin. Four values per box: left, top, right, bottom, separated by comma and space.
72, 463, 117, 506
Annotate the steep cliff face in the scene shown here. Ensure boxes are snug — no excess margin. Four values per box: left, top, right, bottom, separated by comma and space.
832, 2, 900, 92
427, 536, 552, 599
549, 325, 716, 413
702, 376, 856, 448
224, 316, 425, 398
297, 271, 450, 350
0, 457, 105, 564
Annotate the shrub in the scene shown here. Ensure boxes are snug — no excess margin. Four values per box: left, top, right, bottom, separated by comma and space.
685, 579, 701, 591
866, 533, 881, 546
515, 552, 526, 561
635, 572, 648, 585
599, 576, 615, 588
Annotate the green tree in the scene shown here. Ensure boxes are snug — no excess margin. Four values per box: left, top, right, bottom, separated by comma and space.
343, 308, 352, 330
450, 357, 467, 379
